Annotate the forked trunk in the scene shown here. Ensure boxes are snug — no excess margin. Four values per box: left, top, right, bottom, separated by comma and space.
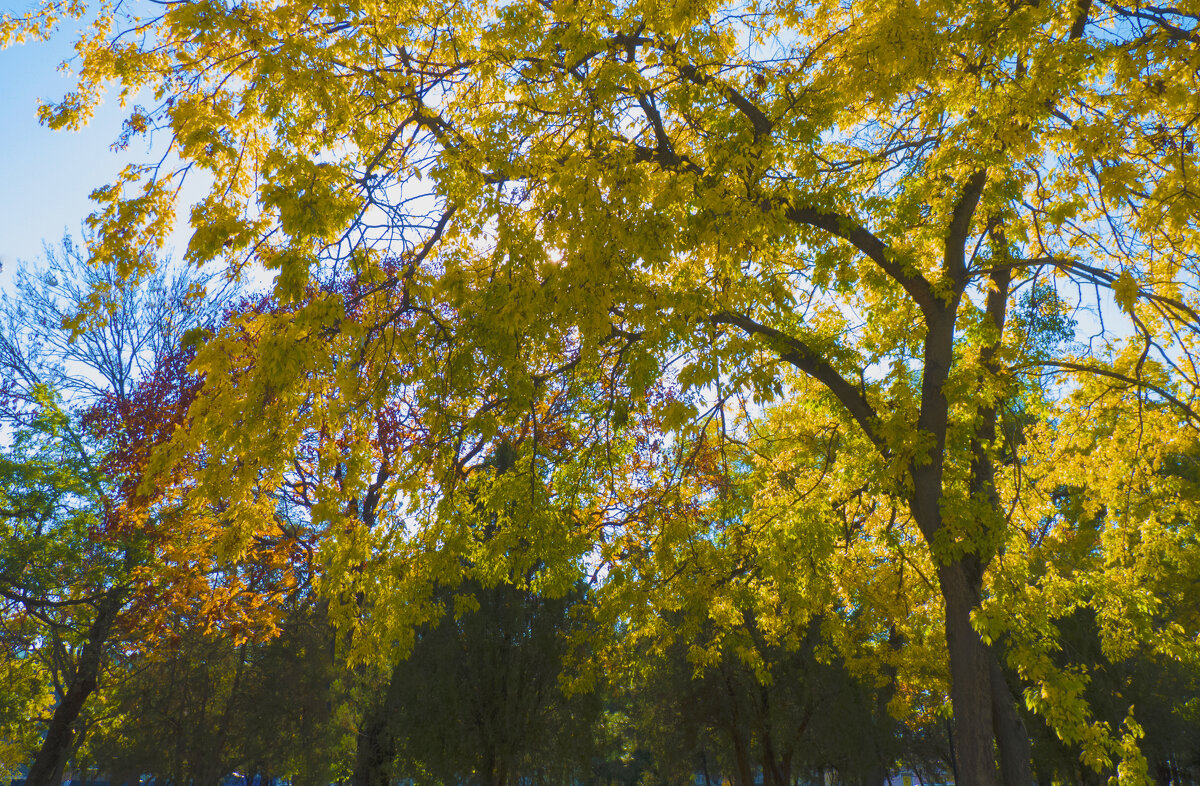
912, 289, 1027, 786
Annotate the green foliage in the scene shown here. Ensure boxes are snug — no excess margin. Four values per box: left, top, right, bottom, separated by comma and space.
619, 611, 898, 786
85, 601, 351, 786
0, 387, 113, 769
0, 385, 108, 597
365, 580, 600, 786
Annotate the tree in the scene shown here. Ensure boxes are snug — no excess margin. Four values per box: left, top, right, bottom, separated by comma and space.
356, 579, 599, 786
0, 238, 224, 781
620, 609, 899, 786
6, 1, 1200, 783
0, 387, 117, 783
977, 376, 1200, 783
596, 393, 949, 786
84, 598, 350, 786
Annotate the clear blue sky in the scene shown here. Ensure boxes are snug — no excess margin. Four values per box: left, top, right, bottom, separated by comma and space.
0, 10, 166, 284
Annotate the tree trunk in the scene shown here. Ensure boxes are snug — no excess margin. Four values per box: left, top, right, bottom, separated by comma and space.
910, 298, 1004, 786
26, 592, 122, 786
938, 562, 1001, 786
760, 719, 789, 786
989, 647, 1033, 786
491, 757, 508, 786
719, 665, 755, 786
351, 697, 396, 786
195, 641, 250, 786
911, 298, 1010, 786
731, 728, 755, 786
864, 628, 902, 786
700, 749, 715, 786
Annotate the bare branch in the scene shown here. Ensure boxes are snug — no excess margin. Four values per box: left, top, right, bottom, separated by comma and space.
1018, 359, 1200, 427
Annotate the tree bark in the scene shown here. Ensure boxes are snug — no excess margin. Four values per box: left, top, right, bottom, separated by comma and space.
939, 562, 1002, 786
195, 641, 250, 786
700, 749, 715, 786
989, 647, 1033, 786
351, 696, 396, 786
863, 628, 902, 786
26, 592, 122, 786
910, 286, 1009, 786
973, 261, 1033, 786
759, 715, 790, 786
730, 727, 755, 786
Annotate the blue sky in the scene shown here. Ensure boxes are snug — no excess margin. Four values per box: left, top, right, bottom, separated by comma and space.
0, 13, 157, 284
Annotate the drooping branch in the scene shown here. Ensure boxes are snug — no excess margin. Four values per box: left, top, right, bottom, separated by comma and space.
1018, 359, 1200, 428
344, 205, 457, 313
783, 204, 937, 314
0, 583, 117, 610
1002, 255, 1200, 330
1105, 1, 1200, 44
710, 311, 887, 457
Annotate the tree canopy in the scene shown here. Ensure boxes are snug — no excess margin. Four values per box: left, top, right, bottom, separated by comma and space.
3, 0, 1200, 783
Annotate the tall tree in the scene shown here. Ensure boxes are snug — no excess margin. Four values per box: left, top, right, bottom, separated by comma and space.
0, 238, 223, 781
357, 579, 599, 786
0, 387, 119, 785
84, 599, 349, 786
6, 2, 1200, 783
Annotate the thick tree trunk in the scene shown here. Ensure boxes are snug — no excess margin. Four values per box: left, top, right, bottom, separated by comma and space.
730, 728, 755, 786
911, 301, 1004, 785
351, 698, 396, 786
863, 760, 890, 785
911, 285, 1022, 786
989, 648, 1033, 786
939, 562, 1001, 786
26, 592, 121, 786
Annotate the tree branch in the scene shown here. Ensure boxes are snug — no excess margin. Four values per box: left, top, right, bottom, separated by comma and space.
0, 582, 117, 611
944, 170, 988, 285
1070, 0, 1093, 40
783, 204, 937, 313
710, 311, 888, 456
1017, 359, 1200, 427
991, 255, 1200, 329
676, 64, 772, 138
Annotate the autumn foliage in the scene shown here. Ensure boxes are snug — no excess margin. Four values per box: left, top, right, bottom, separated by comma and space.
3, 0, 1200, 784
